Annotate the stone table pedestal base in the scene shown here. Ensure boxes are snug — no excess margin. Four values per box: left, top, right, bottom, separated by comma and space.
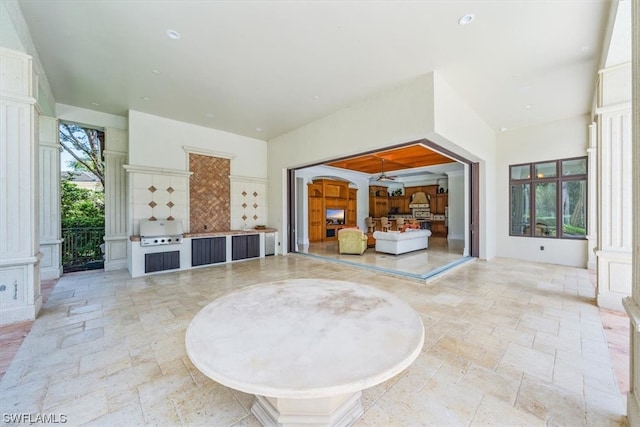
252, 392, 363, 427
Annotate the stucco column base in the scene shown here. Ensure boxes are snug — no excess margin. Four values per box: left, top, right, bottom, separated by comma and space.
596, 249, 632, 311
252, 392, 364, 427
0, 259, 42, 325
623, 296, 640, 425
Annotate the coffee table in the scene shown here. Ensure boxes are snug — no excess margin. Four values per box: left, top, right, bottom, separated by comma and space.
185, 279, 424, 426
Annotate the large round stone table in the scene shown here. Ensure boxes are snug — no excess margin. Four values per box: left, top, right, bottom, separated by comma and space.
185, 279, 424, 427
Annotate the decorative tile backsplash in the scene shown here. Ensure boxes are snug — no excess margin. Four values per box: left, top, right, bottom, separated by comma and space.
189, 154, 230, 232
147, 185, 177, 221
127, 169, 189, 235
231, 178, 267, 229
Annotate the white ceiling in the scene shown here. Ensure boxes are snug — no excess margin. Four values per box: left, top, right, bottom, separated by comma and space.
18, 0, 614, 141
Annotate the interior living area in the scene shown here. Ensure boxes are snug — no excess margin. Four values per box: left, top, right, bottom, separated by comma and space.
0, 0, 637, 425
293, 143, 472, 280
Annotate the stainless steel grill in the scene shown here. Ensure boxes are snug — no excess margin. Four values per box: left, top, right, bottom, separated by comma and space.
139, 219, 184, 246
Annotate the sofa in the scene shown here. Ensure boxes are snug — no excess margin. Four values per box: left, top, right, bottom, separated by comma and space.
373, 229, 432, 255
337, 228, 368, 255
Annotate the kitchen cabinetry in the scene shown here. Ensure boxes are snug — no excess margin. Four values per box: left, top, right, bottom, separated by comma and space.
369, 185, 388, 218
404, 185, 447, 214
192, 237, 226, 266
145, 251, 180, 273
232, 234, 260, 260
433, 194, 448, 215
388, 196, 408, 214
366, 184, 449, 236
346, 188, 357, 225
308, 195, 324, 243
130, 229, 278, 278
431, 221, 447, 237
307, 179, 357, 243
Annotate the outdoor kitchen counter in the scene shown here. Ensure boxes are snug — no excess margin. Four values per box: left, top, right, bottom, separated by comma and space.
129, 228, 277, 241
128, 228, 279, 278
185, 228, 278, 238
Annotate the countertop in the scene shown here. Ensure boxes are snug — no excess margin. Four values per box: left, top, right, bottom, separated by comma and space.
129, 227, 277, 241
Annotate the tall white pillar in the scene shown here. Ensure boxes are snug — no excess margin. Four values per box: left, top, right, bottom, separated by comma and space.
595, 62, 632, 311
622, 0, 640, 423
0, 47, 41, 325
39, 116, 62, 279
103, 127, 128, 271
586, 125, 598, 271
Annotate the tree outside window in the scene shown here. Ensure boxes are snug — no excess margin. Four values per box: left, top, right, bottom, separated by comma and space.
59, 122, 105, 271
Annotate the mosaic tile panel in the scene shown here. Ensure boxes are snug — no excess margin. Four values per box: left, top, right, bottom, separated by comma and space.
129, 172, 188, 234
145, 181, 179, 221
189, 154, 230, 232
230, 179, 267, 229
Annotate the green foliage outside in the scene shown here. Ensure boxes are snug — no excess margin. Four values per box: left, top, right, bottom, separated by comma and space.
562, 223, 586, 236
60, 177, 104, 268
59, 122, 105, 270
61, 178, 105, 228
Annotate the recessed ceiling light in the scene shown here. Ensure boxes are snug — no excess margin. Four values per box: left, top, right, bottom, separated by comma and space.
152, 69, 161, 75
166, 29, 181, 40
581, 45, 590, 52
458, 13, 475, 25
525, 104, 534, 109
141, 96, 150, 101
255, 128, 263, 132
312, 95, 320, 100
91, 102, 99, 106
500, 127, 508, 132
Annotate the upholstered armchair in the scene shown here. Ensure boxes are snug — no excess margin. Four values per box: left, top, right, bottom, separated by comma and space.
338, 228, 367, 255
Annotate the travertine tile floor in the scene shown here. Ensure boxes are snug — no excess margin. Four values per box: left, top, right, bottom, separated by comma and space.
0, 256, 627, 426
0, 279, 57, 377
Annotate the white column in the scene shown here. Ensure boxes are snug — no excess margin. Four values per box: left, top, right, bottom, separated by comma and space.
586, 125, 597, 271
595, 62, 632, 311
39, 116, 62, 279
622, 0, 640, 423
0, 47, 41, 325
103, 127, 128, 271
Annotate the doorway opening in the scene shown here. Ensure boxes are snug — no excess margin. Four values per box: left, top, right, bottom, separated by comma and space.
287, 139, 479, 280
59, 121, 106, 273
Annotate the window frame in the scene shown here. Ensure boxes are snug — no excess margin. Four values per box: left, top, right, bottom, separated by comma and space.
509, 156, 587, 239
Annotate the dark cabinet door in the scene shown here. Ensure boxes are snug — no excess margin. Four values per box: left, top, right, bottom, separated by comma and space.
145, 253, 164, 273
246, 234, 260, 258
232, 235, 260, 260
192, 237, 226, 266
145, 251, 180, 273
232, 235, 247, 260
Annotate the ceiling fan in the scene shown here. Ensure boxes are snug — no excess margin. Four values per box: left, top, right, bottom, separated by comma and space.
375, 159, 397, 182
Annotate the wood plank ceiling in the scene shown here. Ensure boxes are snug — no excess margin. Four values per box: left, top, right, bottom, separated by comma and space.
326, 144, 456, 175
